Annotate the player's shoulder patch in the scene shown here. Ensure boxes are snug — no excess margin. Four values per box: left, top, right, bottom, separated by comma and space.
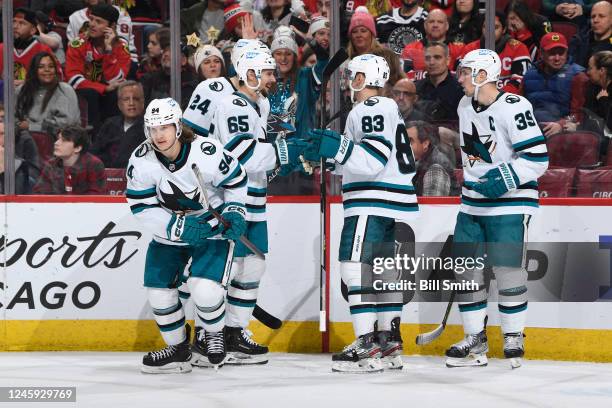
200, 140, 217, 155
232, 97, 248, 107
364, 97, 380, 107
69, 38, 85, 48
209, 80, 225, 92
504, 94, 521, 104
134, 142, 150, 158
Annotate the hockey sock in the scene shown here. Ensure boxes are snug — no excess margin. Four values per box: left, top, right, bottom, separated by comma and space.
189, 277, 226, 333
495, 266, 528, 333
148, 288, 186, 345
456, 267, 488, 334
342, 262, 377, 337
226, 255, 265, 328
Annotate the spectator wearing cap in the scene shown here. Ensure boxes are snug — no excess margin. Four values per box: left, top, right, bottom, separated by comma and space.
0, 8, 55, 87
181, 0, 226, 42
348, 6, 384, 58
193, 44, 227, 80
461, 11, 532, 95
270, 34, 299, 117
570, 1, 612, 67
401, 9, 465, 81
523, 32, 589, 137
65, 3, 131, 129
376, 0, 428, 55
91, 81, 146, 168
67, 0, 138, 64
33, 124, 106, 195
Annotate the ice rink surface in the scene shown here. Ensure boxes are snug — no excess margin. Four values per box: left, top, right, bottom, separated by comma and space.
1, 352, 612, 408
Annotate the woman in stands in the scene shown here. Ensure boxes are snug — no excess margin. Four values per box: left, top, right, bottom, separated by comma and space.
137, 27, 170, 79
192, 44, 227, 81
447, 0, 484, 44
506, 0, 552, 61
15, 51, 80, 137
585, 50, 612, 154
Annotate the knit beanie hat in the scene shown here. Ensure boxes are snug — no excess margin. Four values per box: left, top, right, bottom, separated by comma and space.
90, 4, 119, 25
224, 1, 248, 34
308, 16, 330, 37
348, 6, 376, 36
193, 45, 225, 70
271, 35, 298, 54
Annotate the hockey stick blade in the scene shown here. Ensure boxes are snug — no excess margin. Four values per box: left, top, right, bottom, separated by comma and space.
253, 305, 282, 329
415, 290, 456, 345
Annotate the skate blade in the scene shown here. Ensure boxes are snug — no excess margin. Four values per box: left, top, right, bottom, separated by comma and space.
332, 358, 384, 373
141, 361, 192, 374
510, 357, 522, 369
226, 352, 269, 365
445, 353, 488, 368
381, 355, 403, 370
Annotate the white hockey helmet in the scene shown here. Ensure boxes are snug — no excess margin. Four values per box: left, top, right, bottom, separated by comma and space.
347, 54, 389, 102
144, 98, 183, 144
231, 39, 271, 68
460, 48, 502, 86
236, 50, 276, 91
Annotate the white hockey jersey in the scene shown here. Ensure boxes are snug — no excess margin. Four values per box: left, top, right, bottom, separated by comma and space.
183, 77, 236, 137
458, 92, 549, 216
126, 137, 248, 246
66, 6, 138, 62
340, 96, 419, 222
209, 92, 277, 222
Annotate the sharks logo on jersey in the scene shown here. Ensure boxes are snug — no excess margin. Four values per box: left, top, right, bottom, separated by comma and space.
209, 81, 224, 92
233, 98, 248, 107
201, 141, 216, 155
159, 180, 203, 212
461, 123, 496, 167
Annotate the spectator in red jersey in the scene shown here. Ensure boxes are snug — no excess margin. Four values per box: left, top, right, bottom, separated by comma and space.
447, 0, 483, 44
0, 8, 55, 87
65, 4, 131, 129
34, 125, 106, 195
522, 32, 589, 136
401, 9, 465, 80
461, 11, 532, 94
506, 0, 552, 61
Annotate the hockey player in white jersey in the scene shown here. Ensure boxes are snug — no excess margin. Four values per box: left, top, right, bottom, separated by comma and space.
183, 39, 271, 138
193, 49, 306, 366
126, 98, 248, 373
305, 54, 419, 373
446, 49, 548, 369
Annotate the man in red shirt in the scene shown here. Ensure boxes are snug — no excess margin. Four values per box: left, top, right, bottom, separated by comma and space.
401, 8, 464, 80
65, 4, 131, 128
0, 8, 55, 87
461, 11, 532, 95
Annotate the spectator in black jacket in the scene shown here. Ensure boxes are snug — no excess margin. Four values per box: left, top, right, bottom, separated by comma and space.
570, 1, 612, 67
91, 81, 145, 168
447, 0, 484, 44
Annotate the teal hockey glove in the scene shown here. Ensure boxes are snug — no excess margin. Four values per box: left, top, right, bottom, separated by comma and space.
275, 138, 309, 167
466, 162, 520, 199
221, 204, 247, 241
306, 129, 354, 164
167, 213, 215, 245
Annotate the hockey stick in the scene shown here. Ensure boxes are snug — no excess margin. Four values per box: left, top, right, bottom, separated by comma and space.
192, 163, 282, 329
415, 290, 455, 345
318, 48, 349, 332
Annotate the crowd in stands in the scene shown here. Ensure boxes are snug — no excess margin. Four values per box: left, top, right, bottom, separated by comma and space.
0, 0, 610, 197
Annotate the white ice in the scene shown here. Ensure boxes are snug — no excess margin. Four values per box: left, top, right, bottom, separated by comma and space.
1, 353, 612, 408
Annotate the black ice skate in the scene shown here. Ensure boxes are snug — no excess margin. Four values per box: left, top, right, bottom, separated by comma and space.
332, 332, 383, 373
190, 326, 214, 368
503, 332, 525, 369
378, 317, 403, 370
445, 329, 489, 368
142, 324, 192, 374
225, 326, 269, 365
205, 329, 227, 368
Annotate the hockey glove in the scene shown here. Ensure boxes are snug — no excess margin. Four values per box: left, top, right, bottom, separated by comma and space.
306, 129, 354, 164
167, 213, 215, 245
221, 204, 247, 241
275, 137, 309, 167
466, 162, 520, 199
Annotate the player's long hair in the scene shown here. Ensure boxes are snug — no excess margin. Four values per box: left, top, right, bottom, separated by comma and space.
15, 52, 61, 121
179, 123, 196, 144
